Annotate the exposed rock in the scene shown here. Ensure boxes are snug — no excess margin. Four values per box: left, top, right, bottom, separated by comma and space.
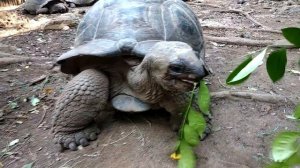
42, 13, 80, 30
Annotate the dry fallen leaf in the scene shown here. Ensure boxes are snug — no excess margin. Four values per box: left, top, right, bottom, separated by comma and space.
43, 87, 53, 95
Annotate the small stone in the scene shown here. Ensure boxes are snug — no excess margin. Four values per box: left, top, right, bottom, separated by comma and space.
62, 26, 70, 30
237, 0, 246, 4
78, 145, 83, 150
16, 120, 23, 124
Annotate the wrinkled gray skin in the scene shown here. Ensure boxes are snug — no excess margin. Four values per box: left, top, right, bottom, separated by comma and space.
65, 0, 97, 8
52, 0, 210, 151
23, 0, 68, 15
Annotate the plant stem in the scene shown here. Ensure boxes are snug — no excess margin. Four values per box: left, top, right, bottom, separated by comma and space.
179, 84, 197, 140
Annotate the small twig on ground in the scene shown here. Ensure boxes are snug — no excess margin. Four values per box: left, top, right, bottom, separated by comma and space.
39, 75, 50, 91
103, 130, 135, 146
59, 156, 81, 168
214, 9, 270, 29
30, 75, 48, 86
37, 106, 49, 128
4, 115, 28, 119
217, 77, 230, 89
0, 57, 54, 66
211, 90, 295, 105
125, 116, 146, 146
83, 152, 101, 157
189, 2, 262, 30
205, 36, 273, 46
71, 132, 114, 167
4, 158, 20, 168
96, 132, 113, 155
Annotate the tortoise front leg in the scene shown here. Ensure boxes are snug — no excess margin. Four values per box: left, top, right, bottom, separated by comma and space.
52, 69, 111, 151
36, 7, 49, 14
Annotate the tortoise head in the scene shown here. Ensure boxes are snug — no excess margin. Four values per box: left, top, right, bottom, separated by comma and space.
144, 41, 208, 92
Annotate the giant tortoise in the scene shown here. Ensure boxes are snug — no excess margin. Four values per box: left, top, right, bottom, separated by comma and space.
23, 0, 68, 15
52, 0, 209, 151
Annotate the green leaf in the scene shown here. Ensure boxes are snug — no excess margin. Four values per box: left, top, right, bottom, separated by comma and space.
282, 27, 300, 47
174, 140, 181, 152
227, 48, 267, 85
22, 162, 34, 168
226, 56, 252, 85
284, 151, 300, 167
272, 131, 300, 162
30, 96, 40, 106
266, 162, 288, 168
183, 125, 200, 146
293, 104, 300, 120
266, 48, 287, 82
178, 141, 196, 168
188, 109, 206, 137
267, 151, 300, 168
198, 81, 210, 115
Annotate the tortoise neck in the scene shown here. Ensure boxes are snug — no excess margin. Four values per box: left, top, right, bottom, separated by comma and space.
127, 60, 164, 103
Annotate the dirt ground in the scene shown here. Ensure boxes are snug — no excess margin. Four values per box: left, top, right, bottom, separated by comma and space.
0, 0, 300, 168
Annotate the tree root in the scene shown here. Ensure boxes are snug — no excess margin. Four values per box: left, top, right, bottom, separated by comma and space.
0, 56, 54, 66
193, 3, 222, 8
202, 25, 281, 34
211, 91, 295, 105
205, 36, 273, 46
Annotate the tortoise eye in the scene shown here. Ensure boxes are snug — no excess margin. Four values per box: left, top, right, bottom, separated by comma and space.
169, 65, 184, 73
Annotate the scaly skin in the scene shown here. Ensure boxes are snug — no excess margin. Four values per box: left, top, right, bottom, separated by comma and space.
52, 69, 110, 151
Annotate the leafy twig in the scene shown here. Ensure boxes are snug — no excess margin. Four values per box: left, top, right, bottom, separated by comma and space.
179, 84, 197, 140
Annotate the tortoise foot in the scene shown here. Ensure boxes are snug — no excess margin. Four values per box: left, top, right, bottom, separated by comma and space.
54, 124, 101, 152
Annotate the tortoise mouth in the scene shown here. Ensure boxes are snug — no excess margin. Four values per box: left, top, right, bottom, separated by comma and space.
169, 72, 200, 85
180, 78, 197, 85
164, 75, 199, 91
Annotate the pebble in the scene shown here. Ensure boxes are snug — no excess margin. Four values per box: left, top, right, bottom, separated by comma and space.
237, 0, 246, 4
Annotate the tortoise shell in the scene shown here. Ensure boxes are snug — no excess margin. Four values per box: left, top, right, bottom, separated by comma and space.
58, 0, 205, 74
23, 0, 64, 14
65, 0, 96, 6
